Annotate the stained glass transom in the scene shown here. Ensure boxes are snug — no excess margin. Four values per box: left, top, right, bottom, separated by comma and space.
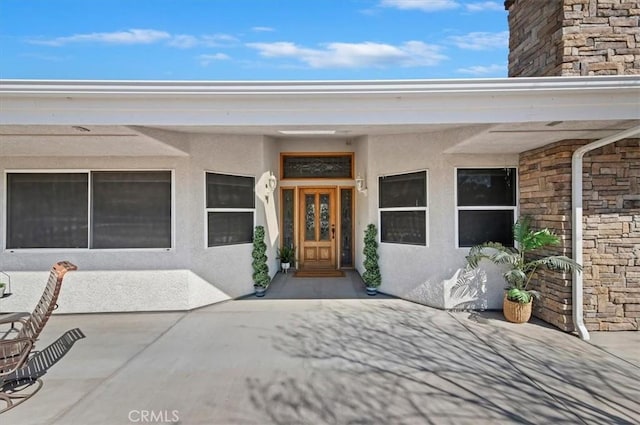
282, 155, 353, 179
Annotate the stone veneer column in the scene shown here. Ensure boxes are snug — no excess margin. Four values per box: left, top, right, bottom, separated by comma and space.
519, 139, 640, 331
506, 0, 640, 77
505, 0, 564, 77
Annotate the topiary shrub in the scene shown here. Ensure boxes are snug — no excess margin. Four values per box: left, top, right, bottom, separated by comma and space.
362, 223, 381, 288
252, 225, 270, 288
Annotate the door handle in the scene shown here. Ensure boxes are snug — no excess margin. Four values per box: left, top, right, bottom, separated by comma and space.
331, 224, 336, 240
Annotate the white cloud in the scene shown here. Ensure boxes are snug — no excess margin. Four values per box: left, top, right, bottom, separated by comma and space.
448, 31, 508, 50
168, 35, 199, 49
246, 40, 447, 68
28, 29, 239, 49
252, 26, 275, 32
465, 2, 503, 12
201, 34, 240, 47
30, 29, 171, 46
379, 0, 459, 12
198, 53, 231, 66
456, 63, 506, 75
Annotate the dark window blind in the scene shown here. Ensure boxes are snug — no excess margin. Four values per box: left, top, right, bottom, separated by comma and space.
7, 173, 89, 249
91, 171, 171, 249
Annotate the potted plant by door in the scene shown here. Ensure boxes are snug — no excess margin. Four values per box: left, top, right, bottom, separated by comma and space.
362, 224, 382, 296
465, 217, 582, 323
277, 245, 296, 273
252, 225, 271, 297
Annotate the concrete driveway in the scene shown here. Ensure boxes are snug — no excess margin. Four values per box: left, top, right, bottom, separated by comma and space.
3, 272, 640, 425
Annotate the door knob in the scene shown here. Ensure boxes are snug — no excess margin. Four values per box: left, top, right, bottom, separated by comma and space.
331, 224, 336, 240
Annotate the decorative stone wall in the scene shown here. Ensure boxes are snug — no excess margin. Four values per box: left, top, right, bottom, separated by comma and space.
582, 140, 640, 330
519, 139, 640, 332
506, 0, 640, 77
505, 0, 564, 78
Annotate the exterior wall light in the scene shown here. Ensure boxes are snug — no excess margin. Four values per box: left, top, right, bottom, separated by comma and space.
265, 172, 277, 201
355, 174, 368, 196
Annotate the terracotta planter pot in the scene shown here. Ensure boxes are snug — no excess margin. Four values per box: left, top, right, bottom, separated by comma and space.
503, 294, 532, 323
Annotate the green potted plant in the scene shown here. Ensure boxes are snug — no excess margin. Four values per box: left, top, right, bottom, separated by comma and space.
252, 225, 270, 297
277, 244, 296, 273
465, 217, 582, 323
362, 224, 382, 296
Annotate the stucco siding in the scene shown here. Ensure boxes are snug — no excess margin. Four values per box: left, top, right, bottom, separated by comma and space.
0, 134, 276, 312
365, 130, 518, 310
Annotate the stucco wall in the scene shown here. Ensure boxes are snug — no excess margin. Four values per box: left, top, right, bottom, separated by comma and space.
0, 133, 277, 313
366, 129, 518, 310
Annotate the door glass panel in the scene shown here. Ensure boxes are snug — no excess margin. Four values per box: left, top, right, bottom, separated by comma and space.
282, 189, 295, 248
319, 193, 330, 241
305, 194, 316, 241
340, 188, 353, 267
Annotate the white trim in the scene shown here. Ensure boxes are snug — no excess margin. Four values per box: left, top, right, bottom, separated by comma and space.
3, 169, 175, 252
2, 76, 638, 95
2, 77, 638, 126
454, 167, 519, 249
378, 169, 429, 247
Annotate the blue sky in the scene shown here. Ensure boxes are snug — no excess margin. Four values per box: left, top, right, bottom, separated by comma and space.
0, 0, 509, 80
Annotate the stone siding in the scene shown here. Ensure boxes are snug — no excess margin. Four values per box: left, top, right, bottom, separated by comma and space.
506, 0, 640, 77
582, 140, 640, 330
505, 0, 564, 78
519, 139, 640, 331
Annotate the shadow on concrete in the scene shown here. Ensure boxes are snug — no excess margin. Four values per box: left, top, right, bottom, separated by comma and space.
2, 328, 85, 388
247, 303, 640, 424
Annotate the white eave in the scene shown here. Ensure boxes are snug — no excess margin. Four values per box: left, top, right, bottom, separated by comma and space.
1, 76, 639, 126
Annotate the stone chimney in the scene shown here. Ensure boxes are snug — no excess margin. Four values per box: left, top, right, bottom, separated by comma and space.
505, 0, 640, 77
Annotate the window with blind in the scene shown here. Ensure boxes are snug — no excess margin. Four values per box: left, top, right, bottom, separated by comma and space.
206, 172, 255, 247
6, 171, 172, 249
456, 168, 517, 248
378, 171, 428, 246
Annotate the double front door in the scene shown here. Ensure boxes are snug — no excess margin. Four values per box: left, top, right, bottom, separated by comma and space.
299, 188, 336, 269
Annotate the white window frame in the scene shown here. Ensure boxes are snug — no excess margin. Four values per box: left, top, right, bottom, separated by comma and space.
204, 171, 256, 249
454, 167, 518, 249
378, 169, 429, 247
3, 169, 175, 252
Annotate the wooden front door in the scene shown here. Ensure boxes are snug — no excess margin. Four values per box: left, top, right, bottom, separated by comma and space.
299, 187, 337, 269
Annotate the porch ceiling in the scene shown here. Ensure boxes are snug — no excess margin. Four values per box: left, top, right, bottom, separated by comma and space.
1, 119, 637, 156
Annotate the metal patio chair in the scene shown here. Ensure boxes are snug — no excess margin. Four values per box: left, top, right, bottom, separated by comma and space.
0, 261, 77, 414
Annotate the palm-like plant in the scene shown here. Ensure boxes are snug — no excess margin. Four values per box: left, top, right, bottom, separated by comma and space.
465, 217, 582, 304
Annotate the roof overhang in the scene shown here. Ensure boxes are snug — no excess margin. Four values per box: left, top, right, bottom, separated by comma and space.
1, 76, 638, 127
1, 76, 638, 155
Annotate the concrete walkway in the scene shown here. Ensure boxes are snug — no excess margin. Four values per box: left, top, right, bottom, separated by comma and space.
3, 272, 639, 425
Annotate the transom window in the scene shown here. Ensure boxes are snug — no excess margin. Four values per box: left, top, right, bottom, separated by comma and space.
206, 172, 255, 247
456, 168, 517, 248
6, 171, 172, 249
378, 171, 428, 246
281, 153, 353, 179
